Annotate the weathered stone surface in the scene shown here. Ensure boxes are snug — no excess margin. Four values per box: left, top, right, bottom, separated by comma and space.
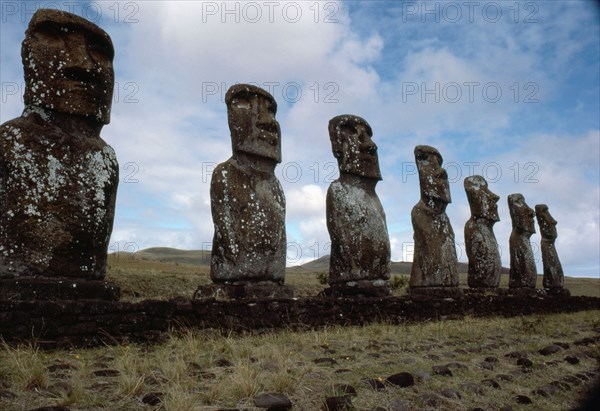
386, 372, 415, 387
0, 294, 598, 348
464, 176, 501, 288
507, 194, 537, 289
253, 392, 292, 410
535, 204, 566, 292
205, 84, 288, 291
326, 115, 390, 294
410, 145, 458, 288
0, 9, 118, 296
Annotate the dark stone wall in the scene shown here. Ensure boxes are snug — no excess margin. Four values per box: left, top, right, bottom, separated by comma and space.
1, 294, 598, 348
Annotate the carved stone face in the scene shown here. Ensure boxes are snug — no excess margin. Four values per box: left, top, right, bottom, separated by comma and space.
415, 145, 451, 204
328, 115, 381, 180
464, 175, 500, 222
21, 9, 115, 124
508, 194, 536, 234
535, 204, 557, 240
226, 84, 281, 163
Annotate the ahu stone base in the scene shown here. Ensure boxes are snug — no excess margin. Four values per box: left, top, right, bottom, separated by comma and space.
320, 280, 392, 297
193, 281, 294, 300
408, 286, 465, 299
0, 277, 120, 301
1, 292, 597, 348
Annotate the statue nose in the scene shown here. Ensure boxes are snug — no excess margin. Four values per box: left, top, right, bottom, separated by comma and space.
65, 34, 96, 71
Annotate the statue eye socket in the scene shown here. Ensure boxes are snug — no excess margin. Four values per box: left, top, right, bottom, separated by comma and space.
31, 23, 64, 47
233, 97, 251, 109
88, 41, 113, 62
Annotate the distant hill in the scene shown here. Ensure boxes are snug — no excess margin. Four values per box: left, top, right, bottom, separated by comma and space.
112, 248, 510, 274
112, 247, 212, 266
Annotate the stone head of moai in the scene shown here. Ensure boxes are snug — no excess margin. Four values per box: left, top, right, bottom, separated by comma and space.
508, 194, 536, 235
464, 175, 500, 222
415, 145, 451, 213
22, 9, 115, 126
226, 84, 281, 164
535, 204, 558, 241
328, 115, 381, 180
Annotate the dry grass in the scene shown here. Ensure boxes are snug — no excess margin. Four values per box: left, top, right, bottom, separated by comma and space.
1, 311, 599, 410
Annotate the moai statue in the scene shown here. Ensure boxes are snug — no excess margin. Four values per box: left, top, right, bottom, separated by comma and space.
324, 115, 391, 297
409, 145, 460, 296
194, 84, 292, 300
535, 204, 568, 295
507, 194, 537, 290
0, 9, 119, 300
464, 175, 502, 289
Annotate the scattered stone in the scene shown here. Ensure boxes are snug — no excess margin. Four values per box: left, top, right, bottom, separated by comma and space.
499, 404, 513, 411
517, 358, 533, 367
389, 399, 413, 411
419, 392, 445, 407
335, 369, 352, 374
253, 392, 292, 410
564, 375, 583, 386
574, 337, 595, 346
47, 363, 77, 373
515, 395, 533, 404
432, 365, 453, 377
323, 395, 354, 411
0, 390, 17, 399
314, 358, 338, 366
215, 358, 233, 367
505, 351, 527, 359
460, 383, 485, 395
480, 361, 494, 371
553, 342, 570, 349
92, 369, 120, 377
464, 175, 502, 288
332, 384, 357, 397
441, 387, 462, 399
496, 374, 514, 382
534, 384, 560, 398
445, 362, 468, 370
386, 372, 415, 388
549, 380, 571, 391
484, 356, 499, 363
142, 392, 163, 406
470, 408, 486, 411
539, 344, 562, 356
424, 354, 440, 361
481, 379, 501, 389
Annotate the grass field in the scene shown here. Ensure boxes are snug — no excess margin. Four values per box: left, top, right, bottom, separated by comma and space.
0, 253, 598, 410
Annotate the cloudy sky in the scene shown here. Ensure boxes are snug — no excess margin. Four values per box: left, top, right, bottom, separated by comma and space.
1, 1, 599, 277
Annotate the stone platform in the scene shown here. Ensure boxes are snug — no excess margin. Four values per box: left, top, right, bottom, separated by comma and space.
0, 292, 598, 348
193, 281, 294, 300
0, 277, 120, 301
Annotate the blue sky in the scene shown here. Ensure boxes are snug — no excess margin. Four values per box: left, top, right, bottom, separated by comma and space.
1, 1, 599, 277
